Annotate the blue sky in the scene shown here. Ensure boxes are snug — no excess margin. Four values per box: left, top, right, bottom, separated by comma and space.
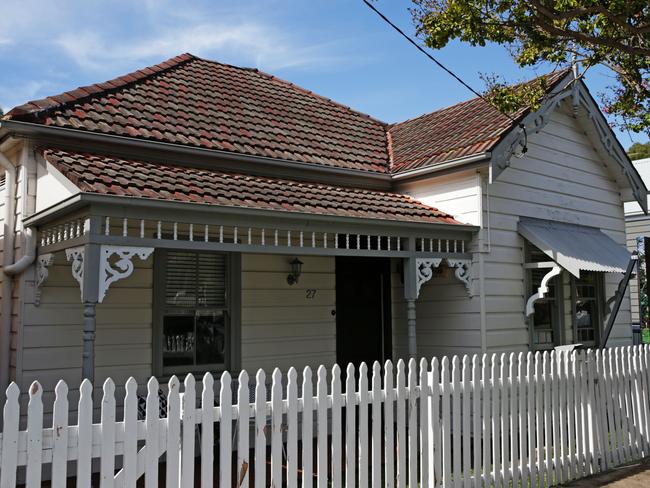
0, 0, 647, 148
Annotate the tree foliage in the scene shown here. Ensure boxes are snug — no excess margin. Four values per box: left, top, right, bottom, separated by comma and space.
628, 141, 650, 160
411, 0, 650, 134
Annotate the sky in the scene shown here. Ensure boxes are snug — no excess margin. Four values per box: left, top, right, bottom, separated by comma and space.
0, 0, 647, 148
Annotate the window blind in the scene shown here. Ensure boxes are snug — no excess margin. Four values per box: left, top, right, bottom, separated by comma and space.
165, 251, 227, 308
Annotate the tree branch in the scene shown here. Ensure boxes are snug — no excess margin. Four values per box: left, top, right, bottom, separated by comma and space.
527, 2, 650, 57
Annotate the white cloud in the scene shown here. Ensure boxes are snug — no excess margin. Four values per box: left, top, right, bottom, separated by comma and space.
0, 0, 352, 75
0, 80, 53, 113
55, 20, 346, 73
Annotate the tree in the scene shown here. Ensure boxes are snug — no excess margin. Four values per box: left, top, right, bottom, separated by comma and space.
411, 0, 650, 135
628, 141, 650, 160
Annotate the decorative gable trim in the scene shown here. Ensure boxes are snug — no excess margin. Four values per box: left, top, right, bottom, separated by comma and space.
489, 76, 648, 214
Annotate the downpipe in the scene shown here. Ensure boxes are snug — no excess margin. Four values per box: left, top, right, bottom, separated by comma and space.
4, 227, 36, 276
0, 152, 16, 398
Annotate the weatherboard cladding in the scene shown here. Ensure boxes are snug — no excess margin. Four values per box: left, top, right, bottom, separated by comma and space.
43, 148, 460, 225
5, 54, 568, 176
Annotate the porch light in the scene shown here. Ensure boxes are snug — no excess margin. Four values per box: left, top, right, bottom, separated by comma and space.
287, 257, 303, 285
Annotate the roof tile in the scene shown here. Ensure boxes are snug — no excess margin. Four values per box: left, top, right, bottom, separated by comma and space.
5, 54, 569, 176
43, 148, 462, 225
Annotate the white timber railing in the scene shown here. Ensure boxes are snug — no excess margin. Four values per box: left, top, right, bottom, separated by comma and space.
39, 216, 470, 257
2, 345, 650, 487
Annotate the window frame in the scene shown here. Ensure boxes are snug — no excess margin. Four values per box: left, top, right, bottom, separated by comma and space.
524, 242, 565, 351
153, 249, 241, 378
570, 271, 604, 348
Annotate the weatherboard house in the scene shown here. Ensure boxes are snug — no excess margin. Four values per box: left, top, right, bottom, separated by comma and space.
0, 54, 645, 405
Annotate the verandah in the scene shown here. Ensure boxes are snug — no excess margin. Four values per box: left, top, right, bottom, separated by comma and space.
2, 346, 650, 488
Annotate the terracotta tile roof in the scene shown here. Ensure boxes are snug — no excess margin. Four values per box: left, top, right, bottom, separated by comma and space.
43, 148, 462, 225
387, 70, 570, 173
8, 54, 389, 173
4, 53, 570, 176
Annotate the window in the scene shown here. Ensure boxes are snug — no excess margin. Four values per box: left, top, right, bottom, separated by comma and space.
526, 244, 563, 350
525, 242, 605, 350
571, 272, 602, 347
155, 250, 239, 376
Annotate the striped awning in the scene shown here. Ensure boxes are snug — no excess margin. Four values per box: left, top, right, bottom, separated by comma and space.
518, 217, 631, 277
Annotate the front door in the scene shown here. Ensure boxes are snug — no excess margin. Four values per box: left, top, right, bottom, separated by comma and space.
335, 257, 392, 367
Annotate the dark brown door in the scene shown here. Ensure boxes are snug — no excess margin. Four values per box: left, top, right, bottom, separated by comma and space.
335, 257, 392, 368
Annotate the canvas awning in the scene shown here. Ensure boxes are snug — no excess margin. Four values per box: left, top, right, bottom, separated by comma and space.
518, 217, 631, 277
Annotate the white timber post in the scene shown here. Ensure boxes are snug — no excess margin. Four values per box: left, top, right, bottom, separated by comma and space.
404, 249, 444, 359
65, 216, 103, 384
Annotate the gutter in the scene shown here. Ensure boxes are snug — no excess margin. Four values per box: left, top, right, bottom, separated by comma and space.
0, 120, 393, 188
390, 153, 490, 180
24, 192, 479, 239
1, 121, 492, 188
0, 152, 16, 398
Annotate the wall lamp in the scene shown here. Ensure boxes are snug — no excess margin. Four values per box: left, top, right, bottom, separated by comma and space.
287, 257, 303, 285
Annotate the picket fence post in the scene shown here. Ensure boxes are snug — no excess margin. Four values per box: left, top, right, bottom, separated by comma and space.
2, 345, 650, 488
51, 380, 69, 488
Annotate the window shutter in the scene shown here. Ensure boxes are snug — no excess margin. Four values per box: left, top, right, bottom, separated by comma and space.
165, 251, 227, 308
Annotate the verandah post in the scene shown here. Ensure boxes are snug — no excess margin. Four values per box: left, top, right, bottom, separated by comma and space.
81, 242, 101, 384
403, 250, 418, 358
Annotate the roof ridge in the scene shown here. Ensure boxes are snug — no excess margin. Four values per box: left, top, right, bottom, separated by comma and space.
3, 53, 196, 121
193, 54, 389, 128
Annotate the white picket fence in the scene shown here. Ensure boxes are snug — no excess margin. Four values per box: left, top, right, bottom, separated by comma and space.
2, 345, 650, 488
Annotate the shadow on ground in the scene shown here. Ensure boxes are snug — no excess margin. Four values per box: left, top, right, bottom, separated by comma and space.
560, 457, 650, 487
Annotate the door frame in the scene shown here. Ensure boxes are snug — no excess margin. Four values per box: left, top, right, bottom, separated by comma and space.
335, 257, 393, 366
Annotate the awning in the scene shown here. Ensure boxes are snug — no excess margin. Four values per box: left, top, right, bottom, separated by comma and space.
518, 217, 631, 277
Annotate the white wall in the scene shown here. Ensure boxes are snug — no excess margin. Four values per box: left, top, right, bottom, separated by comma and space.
484, 103, 632, 351
391, 260, 482, 360
391, 102, 633, 358
241, 254, 336, 372
624, 157, 650, 216
17, 251, 336, 418
35, 157, 79, 213
398, 169, 482, 226
19, 251, 153, 417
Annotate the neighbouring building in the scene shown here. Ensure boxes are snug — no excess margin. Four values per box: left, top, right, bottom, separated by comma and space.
625, 157, 650, 332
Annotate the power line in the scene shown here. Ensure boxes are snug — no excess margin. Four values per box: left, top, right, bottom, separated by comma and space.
360, 0, 521, 126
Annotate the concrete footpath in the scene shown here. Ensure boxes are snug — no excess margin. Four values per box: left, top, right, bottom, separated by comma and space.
560, 458, 650, 487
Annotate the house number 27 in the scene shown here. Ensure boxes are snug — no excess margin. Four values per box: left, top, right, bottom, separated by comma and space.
306, 289, 317, 299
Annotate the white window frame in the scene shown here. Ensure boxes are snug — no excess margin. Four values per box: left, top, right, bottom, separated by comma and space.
153, 249, 241, 378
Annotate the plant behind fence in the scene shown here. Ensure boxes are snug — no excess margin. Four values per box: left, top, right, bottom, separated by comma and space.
1, 345, 650, 488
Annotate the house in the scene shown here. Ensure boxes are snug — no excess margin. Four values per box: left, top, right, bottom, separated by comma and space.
625, 157, 650, 331
0, 54, 645, 409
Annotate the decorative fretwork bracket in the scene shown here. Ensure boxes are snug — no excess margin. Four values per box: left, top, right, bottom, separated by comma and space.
447, 259, 472, 297
34, 253, 55, 306
99, 246, 154, 303
66, 245, 154, 303
525, 265, 562, 317
415, 257, 473, 298
65, 246, 85, 301
416, 258, 443, 297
